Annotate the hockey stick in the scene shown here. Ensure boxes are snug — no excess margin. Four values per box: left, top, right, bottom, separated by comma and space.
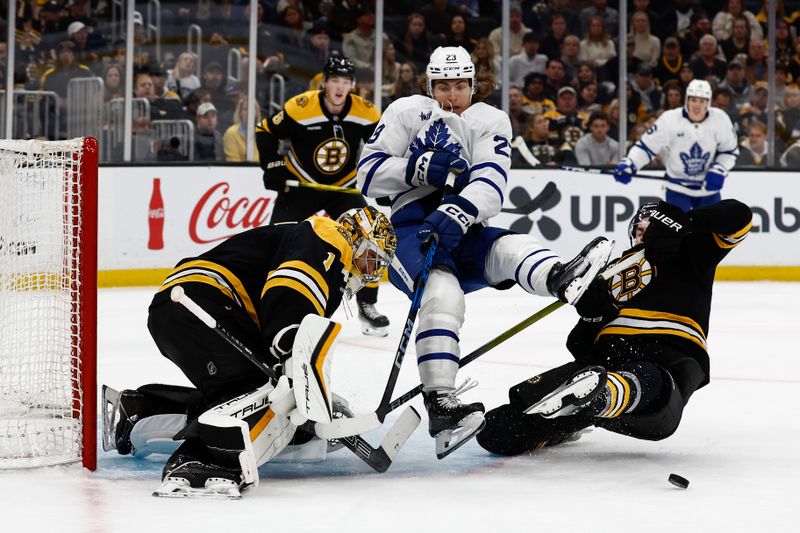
511, 135, 541, 167
285, 179, 362, 195
557, 165, 714, 198
169, 286, 418, 473
344, 248, 649, 421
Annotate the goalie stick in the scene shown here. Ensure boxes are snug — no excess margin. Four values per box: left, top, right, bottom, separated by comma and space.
335, 248, 647, 426
557, 165, 714, 198
169, 286, 418, 473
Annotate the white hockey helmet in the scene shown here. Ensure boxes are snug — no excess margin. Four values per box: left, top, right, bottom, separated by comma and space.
685, 79, 712, 106
426, 46, 476, 97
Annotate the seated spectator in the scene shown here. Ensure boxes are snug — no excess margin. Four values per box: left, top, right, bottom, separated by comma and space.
135, 71, 184, 121
775, 18, 793, 65
195, 102, 224, 162
542, 58, 569, 101
677, 64, 695, 92
576, 61, 614, 105
131, 11, 158, 73
489, 3, 531, 59
661, 80, 684, 112
678, 11, 712, 63
657, 0, 698, 41
392, 12, 436, 73
511, 113, 556, 168
472, 38, 502, 89
653, 36, 684, 86
605, 98, 620, 141
624, 81, 648, 131
575, 110, 619, 166
736, 120, 768, 167
67, 21, 106, 74
421, 0, 460, 43
167, 51, 201, 102
712, 0, 761, 42
579, 0, 619, 37
745, 39, 768, 84
775, 63, 790, 107
689, 35, 726, 84
779, 85, 800, 140
535, 0, 581, 40
102, 64, 124, 101
386, 62, 421, 106
325, 0, 360, 42
578, 82, 602, 114
719, 56, 753, 113
151, 66, 180, 102
509, 85, 533, 138
720, 16, 750, 62
560, 35, 582, 82
712, 86, 737, 122
630, 65, 663, 115
201, 62, 236, 132
544, 85, 589, 149
602, 35, 642, 84
343, 8, 378, 83
509, 32, 547, 88
540, 13, 569, 60
629, 10, 660, 68
41, 41, 93, 139
521, 72, 556, 115
579, 16, 616, 70
223, 98, 261, 162
444, 14, 477, 54
380, 39, 402, 101
736, 82, 769, 136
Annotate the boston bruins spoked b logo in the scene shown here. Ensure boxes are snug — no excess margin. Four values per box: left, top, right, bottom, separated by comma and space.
609, 255, 654, 302
315, 138, 350, 174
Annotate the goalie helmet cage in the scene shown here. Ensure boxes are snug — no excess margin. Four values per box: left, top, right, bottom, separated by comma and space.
0, 137, 97, 470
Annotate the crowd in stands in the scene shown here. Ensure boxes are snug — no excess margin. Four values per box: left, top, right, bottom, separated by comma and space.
2, 0, 800, 168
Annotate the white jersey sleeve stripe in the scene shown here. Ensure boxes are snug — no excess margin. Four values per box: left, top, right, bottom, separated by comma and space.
358, 152, 391, 196
469, 177, 503, 203
633, 139, 657, 159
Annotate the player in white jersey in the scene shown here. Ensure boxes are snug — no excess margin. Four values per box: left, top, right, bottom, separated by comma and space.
613, 79, 739, 211
356, 46, 613, 458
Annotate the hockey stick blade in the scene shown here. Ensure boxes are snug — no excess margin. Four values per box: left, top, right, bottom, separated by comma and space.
336, 406, 421, 473
314, 411, 380, 439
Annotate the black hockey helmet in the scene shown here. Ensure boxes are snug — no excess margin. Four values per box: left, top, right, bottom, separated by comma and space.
323, 54, 355, 81
628, 202, 659, 245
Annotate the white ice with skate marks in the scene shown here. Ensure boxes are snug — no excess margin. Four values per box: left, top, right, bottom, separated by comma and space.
1, 281, 799, 532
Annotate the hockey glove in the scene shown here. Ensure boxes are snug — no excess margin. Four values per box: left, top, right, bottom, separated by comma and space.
405, 150, 469, 191
705, 162, 727, 191
642, 201, 692, 265
416, 195, 478, 252
263, 160, 291, 192
613, 158, 636, 184
574, 277, 618, 322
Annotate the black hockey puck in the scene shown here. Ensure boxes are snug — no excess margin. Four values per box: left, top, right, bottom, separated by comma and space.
668, 473, 689, 489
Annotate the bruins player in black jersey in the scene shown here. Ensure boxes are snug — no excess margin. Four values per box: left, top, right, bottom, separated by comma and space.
256, 55, 390, 337
102, 207, 397, 497
476, 199, 753, 456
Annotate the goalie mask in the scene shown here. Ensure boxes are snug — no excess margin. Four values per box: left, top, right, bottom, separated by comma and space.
628, 202, 659, 246
426, 46, 476, 98
336, 207, 397, 298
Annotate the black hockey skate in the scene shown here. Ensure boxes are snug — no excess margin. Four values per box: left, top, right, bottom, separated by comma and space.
357, 301, 390, 337
546, 237, 614, 304
423, 380, 485, 459
510, 362, 608, 419
153, 440, 255, 500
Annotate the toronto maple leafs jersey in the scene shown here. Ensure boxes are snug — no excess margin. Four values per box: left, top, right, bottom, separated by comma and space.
626, 108, 739, 192
357, 94, 513, 222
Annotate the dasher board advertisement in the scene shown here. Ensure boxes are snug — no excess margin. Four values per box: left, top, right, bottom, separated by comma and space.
98, 166, 800, 282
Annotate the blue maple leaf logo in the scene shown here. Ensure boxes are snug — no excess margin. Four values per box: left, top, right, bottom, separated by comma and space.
679, 142, 710, 176
408, 119, 462, 158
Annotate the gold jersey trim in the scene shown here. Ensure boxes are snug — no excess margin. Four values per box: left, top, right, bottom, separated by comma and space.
597, 308, 707, 351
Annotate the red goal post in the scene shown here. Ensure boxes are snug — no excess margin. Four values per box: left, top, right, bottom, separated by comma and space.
0, 137, 97, 470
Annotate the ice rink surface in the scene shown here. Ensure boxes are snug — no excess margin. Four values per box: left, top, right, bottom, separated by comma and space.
1, 281, 798, 533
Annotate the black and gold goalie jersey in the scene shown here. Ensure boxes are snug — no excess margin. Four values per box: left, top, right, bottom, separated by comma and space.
568, 199, 753, 381
256, 90, 381, 188
155, 216, 353, 364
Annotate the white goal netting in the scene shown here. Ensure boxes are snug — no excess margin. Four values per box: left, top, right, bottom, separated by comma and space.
0, 138, 96, 469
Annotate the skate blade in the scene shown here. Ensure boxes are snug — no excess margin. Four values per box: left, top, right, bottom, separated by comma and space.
153, 478, 243, 500
563, 239, 615, 304
524, 370, 604, 418
101, 385, 121, 452
360, 324, 389, 337
434, 412, 486, 460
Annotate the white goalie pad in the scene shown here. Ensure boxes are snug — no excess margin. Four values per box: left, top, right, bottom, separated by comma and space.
291, 315, 341, 425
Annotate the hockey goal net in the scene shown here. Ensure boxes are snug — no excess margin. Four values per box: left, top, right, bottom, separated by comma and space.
0, 137, 97, 470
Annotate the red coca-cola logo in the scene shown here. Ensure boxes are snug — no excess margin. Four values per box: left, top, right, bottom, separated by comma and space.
189, 182, 273, 244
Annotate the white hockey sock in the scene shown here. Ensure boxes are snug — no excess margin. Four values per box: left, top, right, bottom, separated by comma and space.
484, 234, 561, 295
416, 269, 464, 391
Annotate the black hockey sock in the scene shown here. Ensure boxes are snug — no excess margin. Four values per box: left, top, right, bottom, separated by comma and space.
586, 361, 665, 418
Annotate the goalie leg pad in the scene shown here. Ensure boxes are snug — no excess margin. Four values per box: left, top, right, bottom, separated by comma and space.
291, 315, 341, 424
416, 268, 465, 390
